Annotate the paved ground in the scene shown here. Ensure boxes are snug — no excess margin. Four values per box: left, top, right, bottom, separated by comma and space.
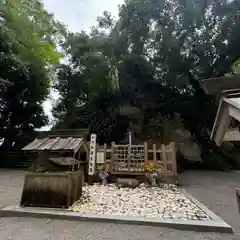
0, 170, 240, 240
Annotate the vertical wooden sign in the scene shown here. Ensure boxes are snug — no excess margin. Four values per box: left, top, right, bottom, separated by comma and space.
88, 134, 97, 177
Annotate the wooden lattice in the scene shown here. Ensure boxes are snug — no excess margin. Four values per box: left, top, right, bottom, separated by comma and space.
94, 142, 178, 184
113, 145, 145, 172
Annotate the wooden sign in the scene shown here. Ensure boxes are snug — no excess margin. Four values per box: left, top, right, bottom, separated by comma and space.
88, 134, 97, 175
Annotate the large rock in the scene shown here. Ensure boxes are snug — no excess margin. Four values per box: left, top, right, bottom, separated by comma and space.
116, 178, 139, 188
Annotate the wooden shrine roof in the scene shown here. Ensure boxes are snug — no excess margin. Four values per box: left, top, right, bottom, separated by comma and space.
200, 75, 240, 95
22, 137, 84, 152
211, 95, 240, 146
22, 129, 89, 153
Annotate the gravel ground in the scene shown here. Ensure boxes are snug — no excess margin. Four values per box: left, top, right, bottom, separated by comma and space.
70, 184, 210, 220
0, 169, 240, 240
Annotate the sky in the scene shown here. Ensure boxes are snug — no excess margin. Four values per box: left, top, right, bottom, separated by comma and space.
43, 0, 124, 33
41, 0, 124, 130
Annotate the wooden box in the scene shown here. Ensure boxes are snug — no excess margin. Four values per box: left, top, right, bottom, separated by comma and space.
20, 171, 82, 208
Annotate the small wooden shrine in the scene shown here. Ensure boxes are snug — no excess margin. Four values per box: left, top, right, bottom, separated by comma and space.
200, 75, 240, 146
20, 129, 89, 208
90, 132, 178, 185
200, 75, 240, 211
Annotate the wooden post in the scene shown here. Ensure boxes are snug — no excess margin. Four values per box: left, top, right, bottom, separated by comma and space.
67, 174, 71, 207
144, 142, 148, 163
162, 144, 167, 172
171, 142, 177, 175
153, 144, 157, 167
171, 142, 178, 184
103, 143, 107, 163
162, 144, 167, 183
213, 101, 231, 146
88, 134, 97, 185
111, 142, 115, 171
72, 152, 76, 171
77, 150, 80, 169
33, 154, 39, 172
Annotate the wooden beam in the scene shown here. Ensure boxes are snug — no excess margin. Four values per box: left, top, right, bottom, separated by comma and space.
211, 100, 231, 146
223, 128, 240, 142
200, 75, 240, 95
36, 129, 89, 138
144, 142, 148, 163
228, 105, 240, 122
210, 98, 231, 145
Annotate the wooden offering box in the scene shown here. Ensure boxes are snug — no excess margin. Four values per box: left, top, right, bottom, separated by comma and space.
20, 171, 83, 208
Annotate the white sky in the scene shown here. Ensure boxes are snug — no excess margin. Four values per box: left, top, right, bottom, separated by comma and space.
41, 0, 124, 130
43, 0, 124, 33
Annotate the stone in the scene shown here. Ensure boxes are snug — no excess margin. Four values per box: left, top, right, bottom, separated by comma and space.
68, 184, 211, 221
116, 178, 139, 188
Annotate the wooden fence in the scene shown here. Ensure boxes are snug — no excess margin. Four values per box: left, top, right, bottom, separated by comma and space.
94, 142, 178, 182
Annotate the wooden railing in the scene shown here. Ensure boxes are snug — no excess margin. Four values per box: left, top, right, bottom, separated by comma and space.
95, 142, 178, 179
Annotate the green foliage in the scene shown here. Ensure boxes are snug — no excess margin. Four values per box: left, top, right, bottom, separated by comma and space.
54, 0, 240, 169
1, 0, 240, 169
0, 0, 63, 159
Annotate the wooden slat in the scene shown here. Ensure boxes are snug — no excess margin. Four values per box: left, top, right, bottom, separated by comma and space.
114, 144, 144, 148
103, 143, 107, 163
148, 149, 172, 153
223, 128, 240, 141
111, 142, 115, 170
22, 138, 49, 151
162, 144, 167, 172
211, 99, 231, 146
112, 171, 145, 176
229, 105, 240, 122
153, 144, 157, 166
50, 137, 73, 150
171, 142, 178, 176
131, 145, 144, 147
22, 139, 40, 150
64, 138, 83, 151
98, 149, 112, 153
38, 137, 60, 150
49, 157, 79, 166
36, 129, 89, 138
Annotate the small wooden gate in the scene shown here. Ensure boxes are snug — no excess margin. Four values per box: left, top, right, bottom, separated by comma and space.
112, 144, 146, 172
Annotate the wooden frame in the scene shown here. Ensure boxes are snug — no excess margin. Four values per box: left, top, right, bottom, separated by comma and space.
94, 142, 178, 184
200, 75, 240, 95
211, 96, 240, 146
200, 76, 240, 146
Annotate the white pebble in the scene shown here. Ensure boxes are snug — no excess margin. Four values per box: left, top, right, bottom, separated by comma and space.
69, 184, 210, 221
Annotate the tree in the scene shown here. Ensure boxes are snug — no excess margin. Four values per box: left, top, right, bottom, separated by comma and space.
0, 0, 63, 155
112, 0, 240, 148
54, 0, 240, 168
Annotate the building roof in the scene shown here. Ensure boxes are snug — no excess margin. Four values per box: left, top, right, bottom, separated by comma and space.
22, 137, 85, 153
36, 129, 89, 138
22, 129, 89, 153
199, 75, 240, 145
211, 95, 240, 146
200, 75, 240, 95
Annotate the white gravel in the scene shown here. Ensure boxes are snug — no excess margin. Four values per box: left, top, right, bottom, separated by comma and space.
69, 183, 211, 220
